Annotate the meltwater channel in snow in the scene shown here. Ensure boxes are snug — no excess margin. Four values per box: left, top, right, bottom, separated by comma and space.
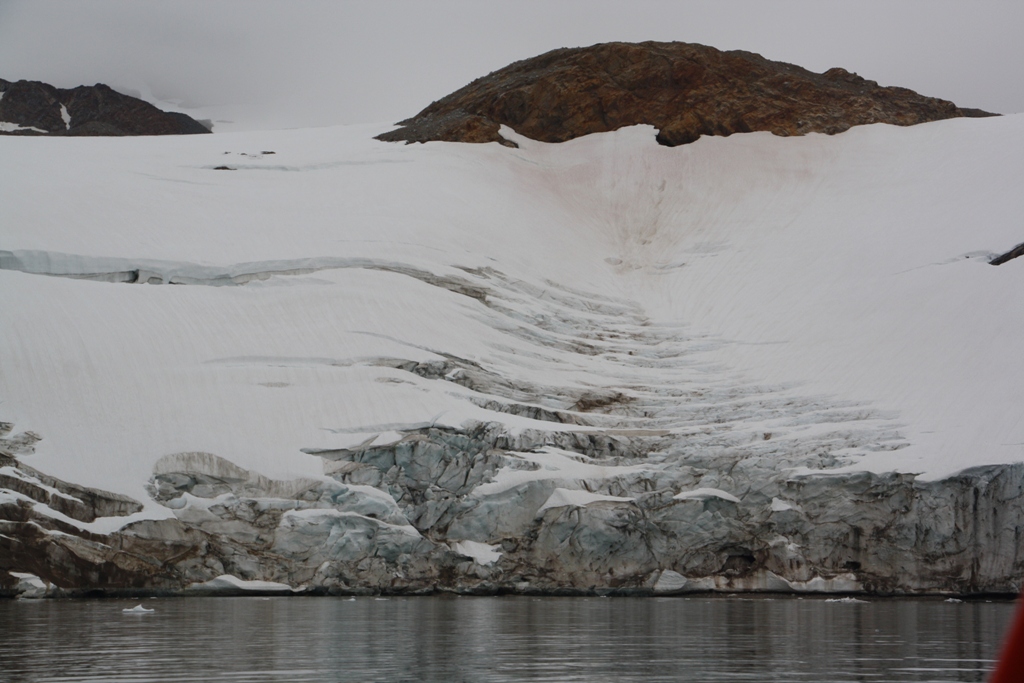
2, 114, 1024, 596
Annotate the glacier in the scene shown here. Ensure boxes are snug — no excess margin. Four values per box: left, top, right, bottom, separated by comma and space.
1, 117, 1023, 596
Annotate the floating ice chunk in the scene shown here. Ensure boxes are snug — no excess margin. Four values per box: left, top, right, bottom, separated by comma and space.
673, 488, 741, 503
824, 597, 869, 603
451, 539, 503, 565
945, 597, 964, 603
121, 604, 155, 613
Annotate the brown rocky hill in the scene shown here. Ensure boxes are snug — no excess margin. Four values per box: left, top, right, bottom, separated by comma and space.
377, 41, 995, 148
0, 78, 211, 136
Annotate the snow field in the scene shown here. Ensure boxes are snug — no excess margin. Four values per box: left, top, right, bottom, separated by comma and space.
2, 114, 1023, 514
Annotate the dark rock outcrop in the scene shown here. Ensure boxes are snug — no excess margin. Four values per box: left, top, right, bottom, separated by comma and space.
377, 41, 996, 148
0, 78, 211, 136
991, 241, 1024, 266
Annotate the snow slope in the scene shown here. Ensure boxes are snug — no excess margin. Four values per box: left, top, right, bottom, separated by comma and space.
2, 115, 1023, 516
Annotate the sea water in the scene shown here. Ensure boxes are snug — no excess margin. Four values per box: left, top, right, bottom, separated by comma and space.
0, 595, 1014, 682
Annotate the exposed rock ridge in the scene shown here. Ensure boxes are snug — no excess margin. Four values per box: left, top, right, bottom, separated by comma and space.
0, 78, 211, 136
990, 241, 1024, 266
377, 41, 996, 148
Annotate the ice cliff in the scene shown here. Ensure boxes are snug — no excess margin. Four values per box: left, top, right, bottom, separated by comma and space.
1, 99, 1023, 596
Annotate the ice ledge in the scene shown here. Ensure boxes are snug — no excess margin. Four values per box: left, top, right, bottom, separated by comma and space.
451, 540, 503, 566
654, 569, 861, 594
538, 488, 635, 513
186, 574, 303, 594
672, 488, 741, 503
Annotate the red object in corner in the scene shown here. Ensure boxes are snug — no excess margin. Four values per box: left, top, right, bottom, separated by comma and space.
991, 597, 1024, 683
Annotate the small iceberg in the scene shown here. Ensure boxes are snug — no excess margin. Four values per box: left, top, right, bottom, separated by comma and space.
122, 604, 155, 613
824, 597, 868, 604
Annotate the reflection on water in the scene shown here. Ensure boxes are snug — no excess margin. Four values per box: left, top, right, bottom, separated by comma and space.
0, 596, 1013, 682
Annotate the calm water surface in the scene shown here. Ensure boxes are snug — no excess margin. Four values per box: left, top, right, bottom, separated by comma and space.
0, 596, 1014, 683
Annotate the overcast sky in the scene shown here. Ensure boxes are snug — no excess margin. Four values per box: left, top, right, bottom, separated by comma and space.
1, 0, 1021, 130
